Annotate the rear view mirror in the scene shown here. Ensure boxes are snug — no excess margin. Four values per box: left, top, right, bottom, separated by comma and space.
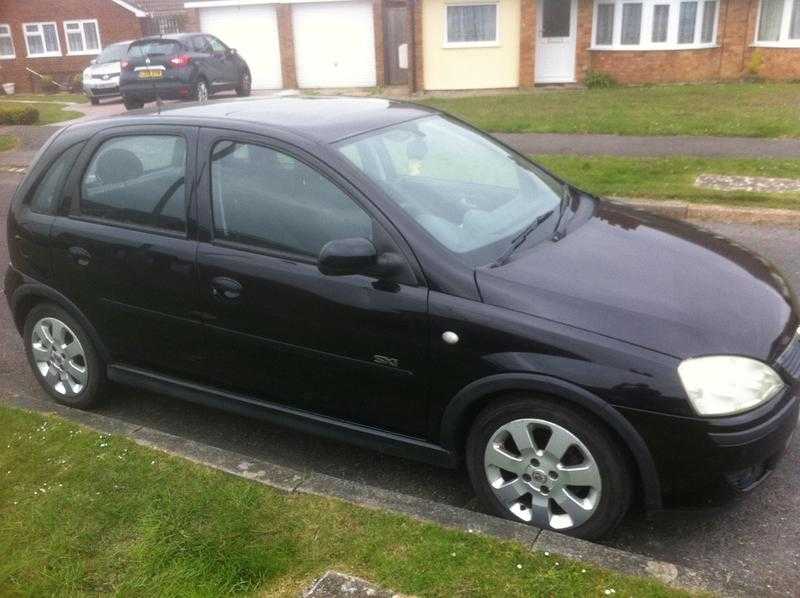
318, 238, 377, 276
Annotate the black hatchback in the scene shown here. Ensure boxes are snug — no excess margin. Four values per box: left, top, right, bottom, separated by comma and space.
119, 33, 251, 110
5, 98, 799, 540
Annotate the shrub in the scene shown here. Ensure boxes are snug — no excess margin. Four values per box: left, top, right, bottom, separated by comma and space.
584, 71, 618, 90
746, 50, 764, 78
0, 106, 40, 125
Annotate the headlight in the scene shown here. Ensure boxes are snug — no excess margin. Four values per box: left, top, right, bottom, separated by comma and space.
678, 356, 785, 416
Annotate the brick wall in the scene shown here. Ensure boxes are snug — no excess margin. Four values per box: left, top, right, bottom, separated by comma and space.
372, 0, 386, 87
519, 0, 536, 88
574, 0, 593, 82
412, 0, 424, 91
587, 48, 725, 84
0, 0, 145, 92
276, 5, 297, 89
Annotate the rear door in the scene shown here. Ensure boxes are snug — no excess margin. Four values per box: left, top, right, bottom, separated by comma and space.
205, 35, 239, 86
194, 129, 430, 436
49, 125, 206, 378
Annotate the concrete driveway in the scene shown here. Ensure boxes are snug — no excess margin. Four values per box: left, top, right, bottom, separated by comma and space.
0, 140, 798, 594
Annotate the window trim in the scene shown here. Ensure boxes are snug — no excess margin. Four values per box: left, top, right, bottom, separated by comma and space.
63, 19, 102, 56
0, 24, 15, 59
591, 0, 719, 50
753, 0, 800, 47
443, 2, 501, 49
22, 21, 61, 58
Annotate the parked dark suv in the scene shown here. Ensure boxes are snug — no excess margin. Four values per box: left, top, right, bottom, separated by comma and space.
5, 98, 799, 540
119, 33, 251, 110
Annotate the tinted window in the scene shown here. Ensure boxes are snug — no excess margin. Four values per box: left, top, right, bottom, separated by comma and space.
206, 36, 227, 52
95, 42, 129, 64
28, 143, 83, 214
191, 36, 211, 53
128, 39, 182, 58
80, 135, 187, 232
211, 141, 372, 257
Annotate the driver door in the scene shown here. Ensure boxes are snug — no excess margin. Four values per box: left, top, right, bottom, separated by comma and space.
195, 129, 431, 436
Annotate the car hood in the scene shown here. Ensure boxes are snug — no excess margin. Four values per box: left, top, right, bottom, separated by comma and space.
477, 198, 798, 361
86, 61, 121, 77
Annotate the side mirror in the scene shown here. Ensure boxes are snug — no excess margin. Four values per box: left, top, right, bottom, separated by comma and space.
318, 237, 377, 276
227, 48, 237, 56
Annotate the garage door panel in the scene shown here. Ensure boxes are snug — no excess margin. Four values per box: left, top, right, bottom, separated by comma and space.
293, 1, 377, 88
199, 6, 283, 90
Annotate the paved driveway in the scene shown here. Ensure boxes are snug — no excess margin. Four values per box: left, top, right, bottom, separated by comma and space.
1, 165, 799, 594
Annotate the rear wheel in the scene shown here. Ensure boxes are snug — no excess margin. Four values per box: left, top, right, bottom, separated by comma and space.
123, 97, 144, 110
195, 79, 209, 103
24, 303, 106, 409
235, 70, 251, 97
466, 396, 632, 540
89, 96, 100, 105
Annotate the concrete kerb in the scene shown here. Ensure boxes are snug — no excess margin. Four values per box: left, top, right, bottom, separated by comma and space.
608, 197, 800, 225
2, 389, 765, 597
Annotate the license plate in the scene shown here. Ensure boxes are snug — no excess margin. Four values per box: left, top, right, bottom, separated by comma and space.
138, 69, 164, 79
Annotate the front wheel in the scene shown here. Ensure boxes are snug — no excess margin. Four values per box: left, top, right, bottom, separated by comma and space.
123, 97, 144, 111
466, 396, 632, 540
235, 70, 251, 97
24, 303, 106, 409
89, 96, 100, 105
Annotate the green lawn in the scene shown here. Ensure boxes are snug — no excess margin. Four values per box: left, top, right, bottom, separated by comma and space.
0, 405, 693, 597
0, 135, 16, 151
0, 101, 82, 125
535, 155, 800, 210
419, 83, 800, 137
1, 92, 88, 103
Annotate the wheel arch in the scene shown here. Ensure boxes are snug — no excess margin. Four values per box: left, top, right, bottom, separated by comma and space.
10, 283, 111, 363
440, 373, 663, 510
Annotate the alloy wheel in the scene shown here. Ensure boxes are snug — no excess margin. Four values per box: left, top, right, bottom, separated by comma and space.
197, 81, 209, 103
483, 418, 602, 530
241, 72, 251, 93
31, 317, 88, 397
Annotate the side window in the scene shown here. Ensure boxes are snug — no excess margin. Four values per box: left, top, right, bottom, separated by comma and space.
206, 36, 226, 53
80, 135, 187, 233
28, 143, 84, 214
191, 36, 211, 53
211, 141, 372, 258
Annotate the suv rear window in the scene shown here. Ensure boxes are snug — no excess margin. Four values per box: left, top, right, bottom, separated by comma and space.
128, 39, 182, 58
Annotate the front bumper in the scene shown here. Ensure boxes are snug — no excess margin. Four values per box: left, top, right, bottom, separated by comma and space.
84, 79, 121, 98
621, 388, 799, 498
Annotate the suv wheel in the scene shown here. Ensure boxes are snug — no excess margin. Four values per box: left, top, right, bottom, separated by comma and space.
195, 79, 209, 103
123, 97, 144, 111
466, 396, 632, 540
24, 303, 106, 409
89, 97, 100, 106
236, 71, 251, 97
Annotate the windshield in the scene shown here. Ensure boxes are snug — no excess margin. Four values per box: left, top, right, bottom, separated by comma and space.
335, 116, 562, 266
95, 43, 129, 64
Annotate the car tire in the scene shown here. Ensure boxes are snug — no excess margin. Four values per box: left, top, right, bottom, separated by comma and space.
195, 79, 209, 103
235, 70, 251, 97
123, 98, 144, 111
89, 97, 100, 106
23, 303, 106, 410
466, 395, 632, 540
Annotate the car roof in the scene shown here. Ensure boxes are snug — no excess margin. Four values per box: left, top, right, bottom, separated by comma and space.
154, 96, 439, 144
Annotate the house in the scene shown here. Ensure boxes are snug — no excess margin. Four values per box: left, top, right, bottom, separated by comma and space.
0, 0, 149, 92
183, 0, 800, 91
137, 0, 190, 34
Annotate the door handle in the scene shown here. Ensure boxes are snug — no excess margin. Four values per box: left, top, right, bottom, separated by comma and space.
211, 276, 242, 301
68, 246, 91, 267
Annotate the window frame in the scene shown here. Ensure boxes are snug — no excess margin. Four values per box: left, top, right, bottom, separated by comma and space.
69, 128, 195, 239
0, 24, 15, 59
754, 0, 800, 47
63, 19, 102, 56
22, 22, 61, 58
591, 0, 719, 50
443, 2, 501, 48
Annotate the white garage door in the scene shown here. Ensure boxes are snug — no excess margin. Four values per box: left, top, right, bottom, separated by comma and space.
199, 5, 282, 90
292, 1, 377, 88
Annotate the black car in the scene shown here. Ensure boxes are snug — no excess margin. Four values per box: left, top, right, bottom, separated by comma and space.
5, 98, 799, 540
119, 33, 251, 110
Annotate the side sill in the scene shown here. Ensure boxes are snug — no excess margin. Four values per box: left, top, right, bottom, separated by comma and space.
107, 364, 458, 469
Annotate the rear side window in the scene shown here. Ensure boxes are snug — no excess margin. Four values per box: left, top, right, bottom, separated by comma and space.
128, 39, 182, 58
80, 135, 187, 233
28, 143, 84, 214
210, 141, 372, 257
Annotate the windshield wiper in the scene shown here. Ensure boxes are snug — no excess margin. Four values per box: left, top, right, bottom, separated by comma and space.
551, 183, 574, 242
492, 209, 555, 268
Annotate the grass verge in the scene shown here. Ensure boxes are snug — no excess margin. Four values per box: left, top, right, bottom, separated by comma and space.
0, 135, 16, 151
0, 405, 693, 597
535, 155, 800, 211
0, 93, 88, 104
418, 82, 800, 137
0, 101, 82, 125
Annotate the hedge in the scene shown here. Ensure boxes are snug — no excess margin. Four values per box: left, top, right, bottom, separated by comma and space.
0, 106, 39, 125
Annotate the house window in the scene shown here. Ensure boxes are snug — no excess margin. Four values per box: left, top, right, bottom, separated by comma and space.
0, 24, 15, 58
23, 22, 60, 57
63, 20, 101, 55
445, 3, 499, 47
592, 0, 718, 49
756, 0, 800, 45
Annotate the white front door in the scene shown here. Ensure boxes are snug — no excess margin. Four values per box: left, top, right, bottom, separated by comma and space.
535, 0, 578, 83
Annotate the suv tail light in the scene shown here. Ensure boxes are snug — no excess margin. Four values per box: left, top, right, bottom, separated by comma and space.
169, 54, 192, 68
121, 60, 134, 71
